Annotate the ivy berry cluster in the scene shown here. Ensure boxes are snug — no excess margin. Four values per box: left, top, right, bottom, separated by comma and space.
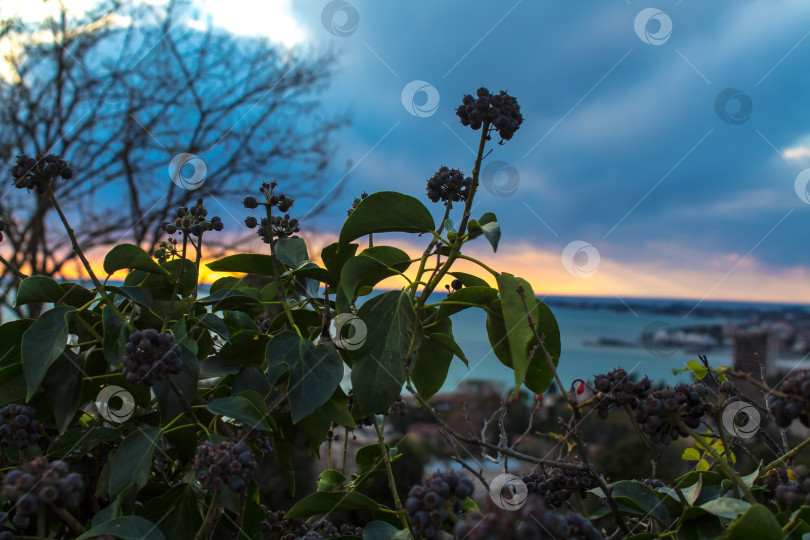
455, 87, 523, 140
161, 198, 223, 237
346, 191, 368, 216
194, 440, 258, 493
522, 465, 596, 507
404, 471, 475, 540
1, 457, 84, 531
121, 329, 183, 385
0, 404, 40, 450
243, 182, 300, 243
764, 466, 810, 507
591, 369, 652, 418
634, 383, 712, 445
10, 153, 74, 194
425, 166, 472, 204
768, 370, 810, 428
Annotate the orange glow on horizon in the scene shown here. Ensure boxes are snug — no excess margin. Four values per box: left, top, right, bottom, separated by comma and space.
10, 233, 810, 306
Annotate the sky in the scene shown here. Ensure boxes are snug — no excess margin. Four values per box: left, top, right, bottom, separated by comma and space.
7, 0, 810, 304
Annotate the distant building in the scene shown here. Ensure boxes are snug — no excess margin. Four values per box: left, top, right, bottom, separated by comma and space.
732, 331, 777, 404
733, 330, 777, 379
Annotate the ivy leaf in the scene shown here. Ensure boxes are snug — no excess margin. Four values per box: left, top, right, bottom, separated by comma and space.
76, 516, 165, 540
436, 286, 499, 319
103, 244, 169, 276
493, 274, 561, 395
726, 504, 784, 539
467, 212, 501, 252
102, 306, 128, 369
140, 484, 203, 539
22, 305, 75, 399
206, 253, 275, 275
316, 469, 345, 492
682, 448, 701, 461
336, 246, 411, 314
411, 316, 454, 400
321, 242, 358, 285
0, 363, 27, 407
207, 394, 271, 431
700, 498, 751, 520
362, 521, 401, 540
286, 492, 380, 518
265, 331, 343, 423
275, 237, 309, 268
42, 350, 85, 433
108, 426, 162, 498
339, 191, 435, 245
15, 276, 66, 306
153, 346, 200, 422
349, 291, 420, 417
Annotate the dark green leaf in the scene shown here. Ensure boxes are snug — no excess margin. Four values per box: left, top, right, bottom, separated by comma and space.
197, 313, 230, 342
321, 242, 358, 284
265, 331, 343, 423
197, 288, 260, 310
102, 306, 128, 369
0, 319, 34, 367
339, 191, 435, 245
48, 426, 120, 458
59, 282, 97, 308
108, 286, 153, 308
207, 253, 275, 275
726, 504, 784, 539
0, 363, 27, 406
700, 497, 750, 519
42, 351, 85, 433
412, 316, 453, 400
448, 272, 490, 288
275, 237, 309, 268
336, 246, 411, 313
286, 492, 380, 518
104, 244, 169, 276
15, 276, 67, 306
108, 426, 162, 498
362, 521, 401, 540
436, 286, 498, 319
207, 394, 271, 431
22, 305, 75, 399
153, 346, 199, 421
140, 483, 203, 539
201, 331, 267, 377
76, 515, 166, 540
349, 291, 419, 417
317, 469, 346, 492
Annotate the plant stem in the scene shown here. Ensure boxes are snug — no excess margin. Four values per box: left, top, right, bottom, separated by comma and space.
0, 253, 26, 279
265, 206, 300, 337
163, 233, 188, 332
167, 377, 209, 436
373, 416, 409, 530
195, 489, 221, 540
764, 434, 810, 472
51, 504, 86, 535
678, 422, 756, 503
45, 185, 122, 318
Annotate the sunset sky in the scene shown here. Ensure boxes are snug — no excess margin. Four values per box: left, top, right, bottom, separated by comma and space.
8, 0, 810, 304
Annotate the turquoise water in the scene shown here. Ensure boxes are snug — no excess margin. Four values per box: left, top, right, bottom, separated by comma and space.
440, 301, 732, 394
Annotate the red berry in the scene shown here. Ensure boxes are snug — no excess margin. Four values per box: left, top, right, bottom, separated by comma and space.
535, 394, 543, 402
576, 382, 585, 395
